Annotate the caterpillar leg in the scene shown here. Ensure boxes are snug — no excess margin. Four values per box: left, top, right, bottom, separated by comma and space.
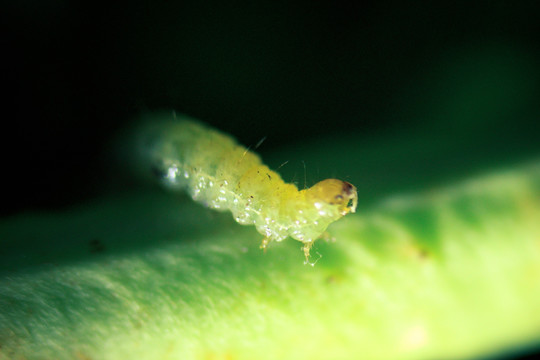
302, 241, 314, 263
260, 237, 270, 253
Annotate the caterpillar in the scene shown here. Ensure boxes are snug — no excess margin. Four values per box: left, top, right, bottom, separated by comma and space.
138, 112, 358, 261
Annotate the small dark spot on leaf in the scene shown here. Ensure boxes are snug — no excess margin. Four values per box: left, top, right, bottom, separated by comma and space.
74, 351, 93, 360
418, 248, 429, 259
89, 239, 105, 254
325, 274, 343, 284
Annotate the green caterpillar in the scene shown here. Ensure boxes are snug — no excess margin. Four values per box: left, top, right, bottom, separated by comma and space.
139, 113, 357, 261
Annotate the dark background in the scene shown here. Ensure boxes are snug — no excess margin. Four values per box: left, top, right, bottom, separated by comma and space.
2, 0, 539, 216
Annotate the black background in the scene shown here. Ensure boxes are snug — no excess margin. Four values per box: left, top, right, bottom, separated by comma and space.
2, 0, 539, 216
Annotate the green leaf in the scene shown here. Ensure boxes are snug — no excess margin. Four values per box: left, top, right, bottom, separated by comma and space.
2, 140, 540, 359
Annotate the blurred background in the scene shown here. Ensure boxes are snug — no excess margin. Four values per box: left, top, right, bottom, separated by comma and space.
2, 0, 539, 215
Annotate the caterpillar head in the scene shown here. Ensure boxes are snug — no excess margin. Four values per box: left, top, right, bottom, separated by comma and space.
306, 179, 358, 217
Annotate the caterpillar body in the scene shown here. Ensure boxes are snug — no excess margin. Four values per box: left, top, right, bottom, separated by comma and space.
140, 113, 357, 261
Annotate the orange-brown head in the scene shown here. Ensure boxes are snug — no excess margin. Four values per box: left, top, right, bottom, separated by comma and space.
306, 179, 358, 216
